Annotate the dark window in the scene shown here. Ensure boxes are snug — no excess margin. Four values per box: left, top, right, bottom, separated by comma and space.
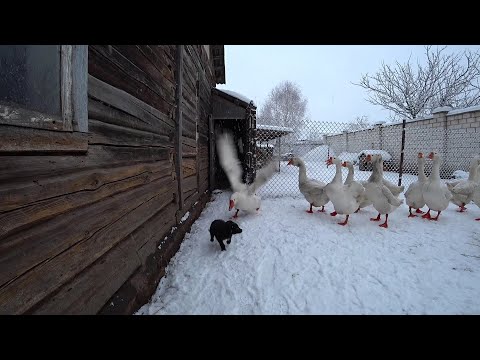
0, 45, 61, 116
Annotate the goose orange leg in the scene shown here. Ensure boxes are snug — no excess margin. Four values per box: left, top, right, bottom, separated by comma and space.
370, 213, 381, 221
379, 214, 389, 228
338, 215, 349, 226
422, 209, 432, 219
430, 211, 441, 221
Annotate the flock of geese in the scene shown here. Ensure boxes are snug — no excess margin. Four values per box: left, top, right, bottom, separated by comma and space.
216, 132, 480, 228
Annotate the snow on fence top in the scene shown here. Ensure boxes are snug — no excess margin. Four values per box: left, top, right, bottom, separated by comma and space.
216, 88, 255, 106
256, 124, 294, 133
447, 104, 480, 116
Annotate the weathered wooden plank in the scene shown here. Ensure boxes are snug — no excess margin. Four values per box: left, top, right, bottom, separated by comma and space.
60, 45, 74, 132
174, 45, 184, 212
0, 145, 171, 182
183, 175, 197, 193
199, 159, 209, 172
32, 202, 177, 315
148, 46, 175, 68
0, 102, 64, 132
88, 49, 175, 121
94, 45, 175, 105
182, 192, 200, 216
183, 188, 197, 201
182, 158, 196, 178
182, 83, 197, 109
0, 125, 88, 153
88, 74, 174, 129
137, 45, 176, 84
136, 202, 177, 263
112, 45, 176, 102
0, 175, 174, 295
0, 163, 173, 239
182, 135, 197, 149
32, 230, 141, 315
181, 102, 197, 126
90, 45, 168, 101
88, 98, 174, 138
88, 119, 173, 148
0, 161, 173, 213
182, 95, 197, 118
0, 183, 175, 315
182, 143, 197, 158
182, 118, 197, 141
72, 45, 88, 133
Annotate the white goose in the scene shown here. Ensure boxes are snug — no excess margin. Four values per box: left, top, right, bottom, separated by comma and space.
324, 156, 364, 226
404, 152, 428, 217
287, 156, 329, 213
362, 154, 403, 228
447, 155, 480, 212
422, 151, 452, 221
342, 160, 370, 212
216, 132, 278, 218
469, 165, 480, 221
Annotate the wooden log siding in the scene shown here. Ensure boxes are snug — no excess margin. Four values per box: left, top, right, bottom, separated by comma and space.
0, 44, 217, 314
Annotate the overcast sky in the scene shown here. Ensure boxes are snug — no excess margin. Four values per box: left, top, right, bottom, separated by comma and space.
217, 45, 480, 124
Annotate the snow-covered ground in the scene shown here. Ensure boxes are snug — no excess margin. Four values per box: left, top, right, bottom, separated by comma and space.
137, 185, 480, 315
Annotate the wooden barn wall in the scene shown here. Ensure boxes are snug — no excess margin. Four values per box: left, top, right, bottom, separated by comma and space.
180, 45, 214, 214
0, 45, 217, 314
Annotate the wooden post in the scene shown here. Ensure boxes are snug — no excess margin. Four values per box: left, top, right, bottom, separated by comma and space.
208, 114, 215, 192
278, 135, 281, 172
195, 71, 200, 196
174, 45, 184, 212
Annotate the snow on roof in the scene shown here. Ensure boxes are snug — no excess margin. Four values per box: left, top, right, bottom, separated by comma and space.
337, 152, 359, 162
447, 104, 480, 116
256, 124, 294, 133
216, 88, 255, 106
357, 149, 392, 161
451, 170, 469, 179
256, 142, 275, 148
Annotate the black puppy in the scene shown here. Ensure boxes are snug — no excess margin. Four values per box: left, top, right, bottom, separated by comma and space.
209, 219, 243, 251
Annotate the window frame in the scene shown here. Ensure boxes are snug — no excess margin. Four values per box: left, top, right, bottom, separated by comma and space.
0, 45, 88, 153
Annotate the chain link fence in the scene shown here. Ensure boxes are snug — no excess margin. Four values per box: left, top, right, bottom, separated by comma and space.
255, 120, 479, 198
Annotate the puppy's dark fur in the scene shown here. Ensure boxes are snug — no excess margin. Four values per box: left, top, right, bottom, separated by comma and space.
209, 219, 242, 251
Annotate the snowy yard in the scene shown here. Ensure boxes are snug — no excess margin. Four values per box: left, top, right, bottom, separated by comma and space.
137, 187, 480, 315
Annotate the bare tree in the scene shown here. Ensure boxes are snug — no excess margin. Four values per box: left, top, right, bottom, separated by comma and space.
345, 115, 371, 132
258, 81, 309, 136
354, 46, 480, 120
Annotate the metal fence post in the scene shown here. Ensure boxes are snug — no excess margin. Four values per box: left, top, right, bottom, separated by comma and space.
398, 118, 407, 186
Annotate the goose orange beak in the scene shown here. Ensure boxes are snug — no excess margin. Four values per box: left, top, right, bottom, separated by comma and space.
428, 152, 434, 159
365, 154, 372, 162
326, 157, 333, 167
418, 152, 423, 158
229, 199, 234, 211
287, 159, 293, 165
341, 161, 347, 167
